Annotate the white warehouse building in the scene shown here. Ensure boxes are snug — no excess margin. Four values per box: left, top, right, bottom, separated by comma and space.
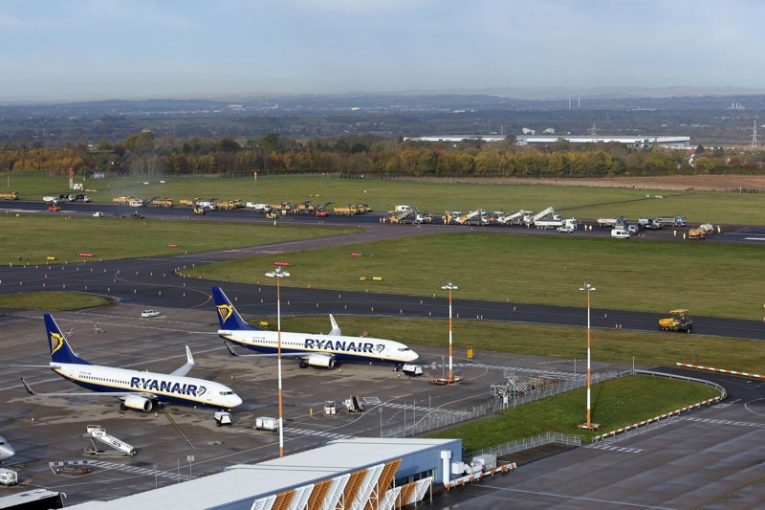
68, 438, 464, 510
404, 135, 691, 148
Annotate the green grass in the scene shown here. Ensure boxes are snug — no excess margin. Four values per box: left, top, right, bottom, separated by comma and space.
187, 233, 765, 320
430, 375, 719, 448
274, 315, 765, 373
3, 172, 765, 225
0, 291, 109, 310
0, 214, 356, 264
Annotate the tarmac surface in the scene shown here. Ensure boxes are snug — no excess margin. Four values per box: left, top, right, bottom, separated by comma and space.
0, 304, 619, 505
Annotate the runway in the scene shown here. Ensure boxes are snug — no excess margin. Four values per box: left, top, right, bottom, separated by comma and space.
0, 231, 763, 341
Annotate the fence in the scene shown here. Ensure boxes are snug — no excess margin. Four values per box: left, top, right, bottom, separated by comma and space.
381, 369, 630, 438
465, 432, 581, 460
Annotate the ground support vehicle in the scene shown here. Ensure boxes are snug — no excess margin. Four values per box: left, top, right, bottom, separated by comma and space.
659, 309, 693, 333
610, 228, 630, 239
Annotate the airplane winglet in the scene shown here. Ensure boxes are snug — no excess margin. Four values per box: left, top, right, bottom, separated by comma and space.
20, 377, 37, 396
329, 314, 342, 336
185, 345, 195, 367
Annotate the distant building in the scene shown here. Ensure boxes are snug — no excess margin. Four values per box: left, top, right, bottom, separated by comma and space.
517, 135, 691, 149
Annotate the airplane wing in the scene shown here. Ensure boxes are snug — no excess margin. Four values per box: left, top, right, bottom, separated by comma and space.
329, 314, 342, 336
170, 346, 195, 377
21, 377, 136, 397
224, 341, 308, 359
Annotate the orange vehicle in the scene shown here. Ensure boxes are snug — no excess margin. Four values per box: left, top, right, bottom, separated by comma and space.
48, 204, 61, 213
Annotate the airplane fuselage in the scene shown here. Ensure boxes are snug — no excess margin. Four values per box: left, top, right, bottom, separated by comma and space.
219, 329, 419, 365
50, 363, 242, 409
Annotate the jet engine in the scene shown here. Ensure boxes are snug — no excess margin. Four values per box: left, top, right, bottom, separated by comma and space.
301, 353, 336, 369
123, 395, 154, 412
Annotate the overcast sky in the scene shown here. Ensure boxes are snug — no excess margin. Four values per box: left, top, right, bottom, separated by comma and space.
1, 0, 763, 101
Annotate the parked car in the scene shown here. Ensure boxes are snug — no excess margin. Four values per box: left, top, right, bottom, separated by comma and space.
610, 228, 631, 239
141, 310, 160, 318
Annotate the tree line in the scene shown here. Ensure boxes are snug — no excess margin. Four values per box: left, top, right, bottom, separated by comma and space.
2, 132, 764, 178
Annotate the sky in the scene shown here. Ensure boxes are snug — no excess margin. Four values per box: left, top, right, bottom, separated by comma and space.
1, 0, 764, 101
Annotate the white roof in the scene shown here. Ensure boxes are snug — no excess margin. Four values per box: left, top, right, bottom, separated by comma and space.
68, 438, 457, 510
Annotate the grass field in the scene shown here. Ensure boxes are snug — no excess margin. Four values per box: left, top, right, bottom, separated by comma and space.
429, 375, 719, 448
3, 172, 765, 225
274, 315, 765, 373
0, 291, 109, 310
0, 214, 356, 264
187, 233, 765, 320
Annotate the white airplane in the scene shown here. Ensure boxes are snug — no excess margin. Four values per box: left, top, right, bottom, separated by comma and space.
0, 435, 15, 462
212, 287, 419, 369
22, 314, 242, 413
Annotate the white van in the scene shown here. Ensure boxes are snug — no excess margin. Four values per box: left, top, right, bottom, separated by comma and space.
611, 229, 631, 239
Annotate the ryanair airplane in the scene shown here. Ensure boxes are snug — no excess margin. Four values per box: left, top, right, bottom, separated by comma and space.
212, 287, 419, 369
22, 314, 242, 412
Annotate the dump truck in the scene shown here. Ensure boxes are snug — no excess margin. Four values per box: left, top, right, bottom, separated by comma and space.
112, 196, 134, 205
216, 199, 242, 211
388, 208, 417, 224
659, 309, 693, 333
179, 198, 196, 207
0, 191, 19, 200
148, 197, 173, 207
294, 201, 315, 214
688, 224, 714, 240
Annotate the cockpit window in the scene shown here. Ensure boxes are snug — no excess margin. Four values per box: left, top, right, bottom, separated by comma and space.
220, 390, 234, 395
398, 347, 410, 351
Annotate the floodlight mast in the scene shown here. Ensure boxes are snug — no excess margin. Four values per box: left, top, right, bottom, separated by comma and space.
266, 265, 290, 457
579, 283, 596, 430
441, 282, 458, 381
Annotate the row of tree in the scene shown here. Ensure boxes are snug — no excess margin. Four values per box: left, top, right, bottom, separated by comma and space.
2, 132, 764, 177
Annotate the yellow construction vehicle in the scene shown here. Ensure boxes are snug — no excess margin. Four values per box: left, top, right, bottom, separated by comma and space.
0, 191, 19, 200
658, 309, 693, 333
266, 211, 279, 220
179, 198, 196, 207
193, 205, 206, 215
148, 197, 174, 207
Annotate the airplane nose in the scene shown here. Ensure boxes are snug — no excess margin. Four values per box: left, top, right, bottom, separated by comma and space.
410, 351, 419, 362
231, 395, 243, 408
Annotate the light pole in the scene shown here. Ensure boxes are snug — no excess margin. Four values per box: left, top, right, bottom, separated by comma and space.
441, 282, 458, 382
266, 265, 290, 457
578, 283, 597, 431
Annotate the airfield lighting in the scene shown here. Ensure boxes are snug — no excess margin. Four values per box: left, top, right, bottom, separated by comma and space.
441, 282, 458, 382
578, 283, 599, 431
266, 265, 290, 457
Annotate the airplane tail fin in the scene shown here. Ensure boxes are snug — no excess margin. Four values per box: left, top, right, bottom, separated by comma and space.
211, 287, 258, 330
44, 314, 89, 365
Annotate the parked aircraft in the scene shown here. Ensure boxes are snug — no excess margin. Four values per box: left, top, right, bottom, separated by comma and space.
212, 287, 419, 369
22, 314, 242, 412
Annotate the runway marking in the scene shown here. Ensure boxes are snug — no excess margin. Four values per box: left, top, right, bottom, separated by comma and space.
683, 416, 765, 428
438, 362, 579, 379
474, 484, 677, 509
588, 444, 643, 454
286, 427, 352, 440
85, 460, 185, 481
743, 237, 765, 241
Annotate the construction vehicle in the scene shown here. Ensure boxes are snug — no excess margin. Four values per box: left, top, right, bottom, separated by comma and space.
496, 209, 531, 226
266, 211, 279, 220
48, 204, 61, 213
556, 219, 578, 233
688, 224, 714, 240
193, 205, 206, 215
456, 209, 488, 226
0, 191, 19, 200
314, 202, 333, 217
388, 208, 417, 224
596, 216, 626, 228
659, 309, 693, 333
128, 198, 145, 207
442, 211, 462, 225
294, 201, 315, 215
270, 202, 292, 215
179, 198, 196, 207
415, 211, 433, 224
657, 216, 688, 227
215, 199, 242, 211
147, 197, 173, 207
112, 196, 134, 205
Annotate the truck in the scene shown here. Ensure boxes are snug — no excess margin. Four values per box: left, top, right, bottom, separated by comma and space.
597, 216, 626, 228
388, 208, 417, 224
643, 218, 663, 230
658, 309, 692, 333
556, 218, 578, 233
657, 216, 688, 227
0, 191, 19, 200
128, 198, 145, 207
496, 209, 532, 226
148, 197, 173, 207
255, 416, 279, 431
688, 223, 714, 240
457, 209, 488, 226
215, 199, 242, 211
